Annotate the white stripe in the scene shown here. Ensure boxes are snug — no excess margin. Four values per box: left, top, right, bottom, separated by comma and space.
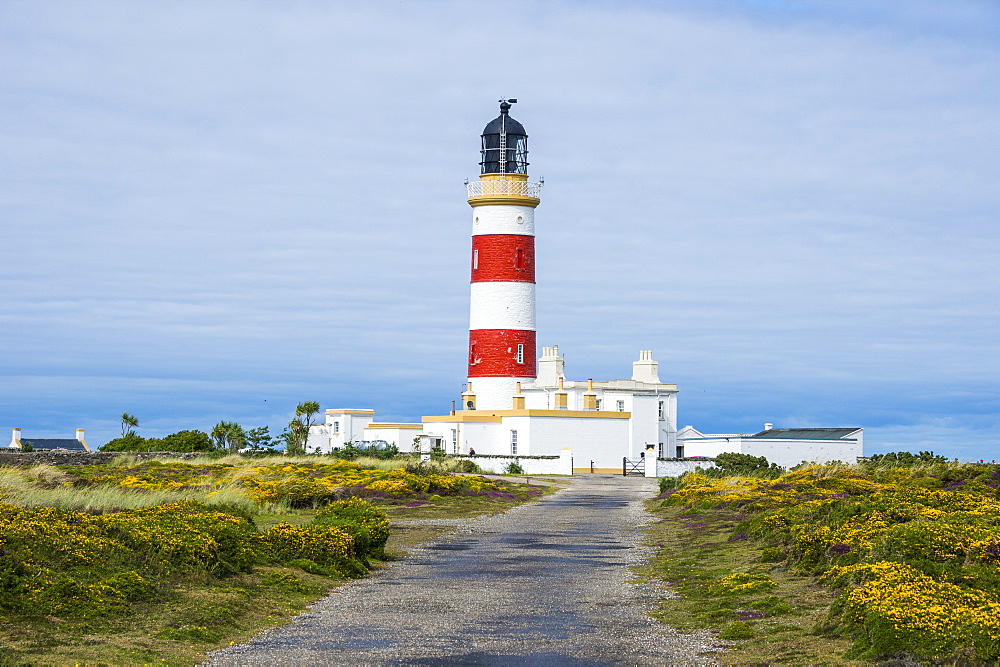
472, 205, 535, 236
465, 377, 531, 410
469, 282, 536, 330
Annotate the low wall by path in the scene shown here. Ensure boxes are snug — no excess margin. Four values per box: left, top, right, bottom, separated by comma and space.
455, 450, 574, 475
653, 458, 716, 478
0, 451, 208, 467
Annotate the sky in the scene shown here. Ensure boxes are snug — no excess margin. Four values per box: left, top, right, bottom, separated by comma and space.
1, 0, 998, 459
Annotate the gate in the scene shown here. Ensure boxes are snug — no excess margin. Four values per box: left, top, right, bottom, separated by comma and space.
623, 457, 644, 477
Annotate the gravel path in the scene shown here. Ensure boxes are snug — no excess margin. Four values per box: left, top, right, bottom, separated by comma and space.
209, 474, 719, 665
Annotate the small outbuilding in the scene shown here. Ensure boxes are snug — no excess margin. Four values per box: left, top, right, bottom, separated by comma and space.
7, 428, 91, 452
676, 424, 862, 469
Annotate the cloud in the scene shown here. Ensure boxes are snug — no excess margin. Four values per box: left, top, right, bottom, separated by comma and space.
1, 1, 997, 457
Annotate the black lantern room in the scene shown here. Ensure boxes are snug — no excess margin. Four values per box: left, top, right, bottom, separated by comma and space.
480, 99, 529, 175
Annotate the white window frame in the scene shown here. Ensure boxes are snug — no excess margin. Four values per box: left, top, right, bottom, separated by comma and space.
658, 401, 664, 419
595, 399, 601, 411
617, 400, 625, 412
473, 249, 479, 270
333, 421, 340, 433
516, 344, 524, 364
510, 429, 518, 455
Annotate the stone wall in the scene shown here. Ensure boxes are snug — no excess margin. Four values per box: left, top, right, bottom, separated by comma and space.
0, 451, 208, 467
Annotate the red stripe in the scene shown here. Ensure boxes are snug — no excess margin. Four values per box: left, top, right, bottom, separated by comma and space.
468, 329, 536, 377
471, 235, 535, 283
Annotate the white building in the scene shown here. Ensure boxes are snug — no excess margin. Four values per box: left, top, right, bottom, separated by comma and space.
676, 424, 863, 469
420, 346, 678, 472
302, 100, 861, 475
307, 347, 678, 473
306, 410, 424, 454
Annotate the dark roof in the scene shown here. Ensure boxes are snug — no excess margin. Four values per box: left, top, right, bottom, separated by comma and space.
483, 114, 527, 137
20, 438, 88, 451
747, 428, 860, 440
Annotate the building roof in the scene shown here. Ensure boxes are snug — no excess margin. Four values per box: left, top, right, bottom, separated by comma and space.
19, 438, 88, 451
747, 428, 860, 440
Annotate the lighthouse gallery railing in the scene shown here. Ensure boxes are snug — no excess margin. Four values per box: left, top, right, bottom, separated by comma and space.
466, 180, 542, 199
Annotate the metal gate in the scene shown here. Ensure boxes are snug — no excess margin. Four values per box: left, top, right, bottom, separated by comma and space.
623, 457, 644, 477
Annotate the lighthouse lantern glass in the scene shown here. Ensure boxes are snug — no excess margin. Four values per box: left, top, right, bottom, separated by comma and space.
480, 105, 529, 175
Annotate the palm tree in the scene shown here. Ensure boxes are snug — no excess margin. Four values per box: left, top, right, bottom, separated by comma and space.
288, 401, 320, 455
211, 421, 246, 453
120, 412, 138, 438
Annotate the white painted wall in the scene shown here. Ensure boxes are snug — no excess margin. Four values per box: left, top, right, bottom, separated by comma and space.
677, 427, 864, 470
363, 426, 423, 450
456, 448, 573, 475
526, 416, 630, 469
655, 458, 717, 477
472, 204, 535, 236
469, 282, 536, 330
468, 377, 520, 411
742, 439, 862, 469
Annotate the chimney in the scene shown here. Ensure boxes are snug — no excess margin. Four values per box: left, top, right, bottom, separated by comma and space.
536, 345, 565, 386
631, 350, 661, 384
764, 423, 773, 431
76, 428, 91, 452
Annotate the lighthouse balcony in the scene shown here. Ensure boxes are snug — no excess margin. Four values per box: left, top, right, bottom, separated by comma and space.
466, 178, 542, 208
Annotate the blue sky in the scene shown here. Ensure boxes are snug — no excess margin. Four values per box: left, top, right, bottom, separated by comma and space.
2, 0, 998, 459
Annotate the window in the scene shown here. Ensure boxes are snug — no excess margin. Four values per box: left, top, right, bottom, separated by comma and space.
675, 446, 685, 459
516, 344, 524, 364
595, 399, 602, 411
617, 400, 625, 412
510, 429, 518, 455
451, 429, 457, 454
658, 401, 664, 419
473, 249, 479, 270
333, 421, 340, 433
515, 248, 525, 270
658, 442, 664, 458
470, 343, 476, 365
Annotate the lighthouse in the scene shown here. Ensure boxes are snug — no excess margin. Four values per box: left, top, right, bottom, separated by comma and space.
318, 99, 683, 472
465, 99, 542, 410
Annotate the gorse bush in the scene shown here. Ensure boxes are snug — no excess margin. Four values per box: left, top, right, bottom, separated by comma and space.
0, 497, 389, 619
663, 460, 1000, 661
38, 459, 500, 510
314, 496, 391, 563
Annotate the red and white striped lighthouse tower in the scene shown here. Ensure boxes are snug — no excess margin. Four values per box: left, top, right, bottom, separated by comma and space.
465, 99, 542, 410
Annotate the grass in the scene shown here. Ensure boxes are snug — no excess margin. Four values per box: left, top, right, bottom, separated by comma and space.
638, 502, 860, 664
0, 464, 272, 514
0, 464, 554, 665
0, 567, 338, 666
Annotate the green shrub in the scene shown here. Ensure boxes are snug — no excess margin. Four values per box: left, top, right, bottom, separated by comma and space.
314, 497, 390, 562
760, 547, 785, 563
719, 620, 753, 639
658, 476, 682, 494
504, 460, 525, 475
703, 453, 784, 479
156, 430, 214, 452
100, 433, 149, 452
